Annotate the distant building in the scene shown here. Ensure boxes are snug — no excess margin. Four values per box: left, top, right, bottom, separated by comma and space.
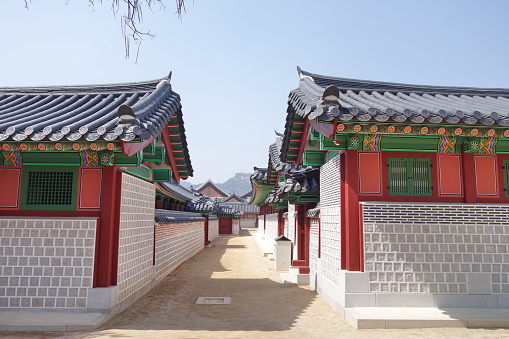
195, 180, 259, 234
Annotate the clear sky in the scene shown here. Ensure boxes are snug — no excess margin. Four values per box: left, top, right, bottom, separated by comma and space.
1, 1, 509, 184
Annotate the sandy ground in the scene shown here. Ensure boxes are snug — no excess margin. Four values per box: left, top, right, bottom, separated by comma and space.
2, 228, 509, 339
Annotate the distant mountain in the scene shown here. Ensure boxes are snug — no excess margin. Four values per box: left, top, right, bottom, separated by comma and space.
180, 173, 252, 196
217, 173, 252, 196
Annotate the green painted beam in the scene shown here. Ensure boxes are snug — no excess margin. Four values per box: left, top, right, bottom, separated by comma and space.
303, 150, 326, 166
144, 146, 165, 162
153, 169, 172, 182
123, 164, 152, 181
21, 152, 81, 166
143, 141, 156, 156
114, 151, 142, 167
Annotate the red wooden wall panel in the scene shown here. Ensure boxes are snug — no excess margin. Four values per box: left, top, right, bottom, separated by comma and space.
474, 156, 498, 196
79, 168, 103, 209
438, 155, 462, 195
0, 167, 21, 208
358, 152, 381, 195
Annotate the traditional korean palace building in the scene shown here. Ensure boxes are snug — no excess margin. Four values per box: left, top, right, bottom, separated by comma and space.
0, 74, 219, 316
194, 179, 259, 234
251, 67, 509, 317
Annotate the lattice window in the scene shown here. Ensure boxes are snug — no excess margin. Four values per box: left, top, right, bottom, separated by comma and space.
21, 166, 78, 210
388, 158, 432, 196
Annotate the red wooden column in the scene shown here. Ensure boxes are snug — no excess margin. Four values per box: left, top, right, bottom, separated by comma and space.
203, 215, 210, 245
292, 204, 310, 274
462, 151, 477, 203
94, 166, 121, 287
277, 209, 285, 236
342, 150, 363, 271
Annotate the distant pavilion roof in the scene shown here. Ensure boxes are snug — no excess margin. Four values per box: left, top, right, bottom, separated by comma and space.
194, 179, 230, 198
157, 182, 198, 203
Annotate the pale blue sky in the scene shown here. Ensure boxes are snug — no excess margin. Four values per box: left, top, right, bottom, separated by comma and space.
1, 1, 509, 184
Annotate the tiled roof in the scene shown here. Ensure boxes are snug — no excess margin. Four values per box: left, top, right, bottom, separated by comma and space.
220, 202, 260, 213
157, 182, 198, 202
265, 167, 319, 204
289, 67, 509, 126
155, 209, 205, 224
186, 195, 218, 213
0, 74, 185, 142
282, 68, 509, 164
251, 167, 268, 181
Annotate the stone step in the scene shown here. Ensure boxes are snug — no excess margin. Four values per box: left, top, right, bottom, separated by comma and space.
345, 307, 509, 329
280, 266, 310, 285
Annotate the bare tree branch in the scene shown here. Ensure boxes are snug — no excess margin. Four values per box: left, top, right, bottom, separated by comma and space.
24, 1, 188, 61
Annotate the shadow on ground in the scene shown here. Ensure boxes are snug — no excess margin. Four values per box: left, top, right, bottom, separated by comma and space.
95, 229, 316, 332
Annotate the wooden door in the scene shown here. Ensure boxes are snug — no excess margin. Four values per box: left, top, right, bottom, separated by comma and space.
219, 217, 233, 234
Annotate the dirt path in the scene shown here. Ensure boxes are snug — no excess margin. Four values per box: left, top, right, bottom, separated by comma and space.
3, 228, 509, 338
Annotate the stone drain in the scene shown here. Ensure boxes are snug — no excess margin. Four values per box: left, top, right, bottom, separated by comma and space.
196, 297, 231, 305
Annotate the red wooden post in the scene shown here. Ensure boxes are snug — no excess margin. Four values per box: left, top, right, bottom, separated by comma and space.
304, 204, 310, 267
203, 214, 210, 245
343, 150, 363, 271
462, 152, 477, 203
94, 166, 121, 287
277, 209, 285, 236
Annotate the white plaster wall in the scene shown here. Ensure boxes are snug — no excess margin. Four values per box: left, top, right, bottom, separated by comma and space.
232, 219, 241, 235
0, 217, 96, 309
208, 218, 219, 242
309, 217, 320, 289
240, 218, 257, 228
116, 173, 155, 303
287, 204, 297, 260
265, 213, 278, 242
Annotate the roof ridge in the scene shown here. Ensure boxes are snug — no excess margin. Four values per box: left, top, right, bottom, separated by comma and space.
299, 69, 509, 96
0, 77, 167, 94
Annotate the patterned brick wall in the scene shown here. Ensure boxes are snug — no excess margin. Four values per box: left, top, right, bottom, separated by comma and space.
287, 204, 296, 260
363, 202, 509, 295
0, 218, 96, 309
265, 213, 278, 243
309, 218, 320, 279
155, 221, 204, 279
208, 218, 219, 242
117, 173, 155, 302
319, 156, 342, 286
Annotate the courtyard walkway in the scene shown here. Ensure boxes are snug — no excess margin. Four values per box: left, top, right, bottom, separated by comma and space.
2, 228, 509, 338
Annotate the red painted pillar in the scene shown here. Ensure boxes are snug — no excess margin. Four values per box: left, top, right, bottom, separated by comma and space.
94, 166, 121, 287
304, 205, 310, 268
203, 214, 210, 245
292, 204, 310, 274
277, 209, 285, 236
343, 150, 363, 271
462, 152, 477, 203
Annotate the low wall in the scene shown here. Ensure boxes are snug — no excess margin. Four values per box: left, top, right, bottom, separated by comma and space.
240, 218, 257, 228
155, 221, 204, 280
208, 217, 219, 242
233, 219, 240, 235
